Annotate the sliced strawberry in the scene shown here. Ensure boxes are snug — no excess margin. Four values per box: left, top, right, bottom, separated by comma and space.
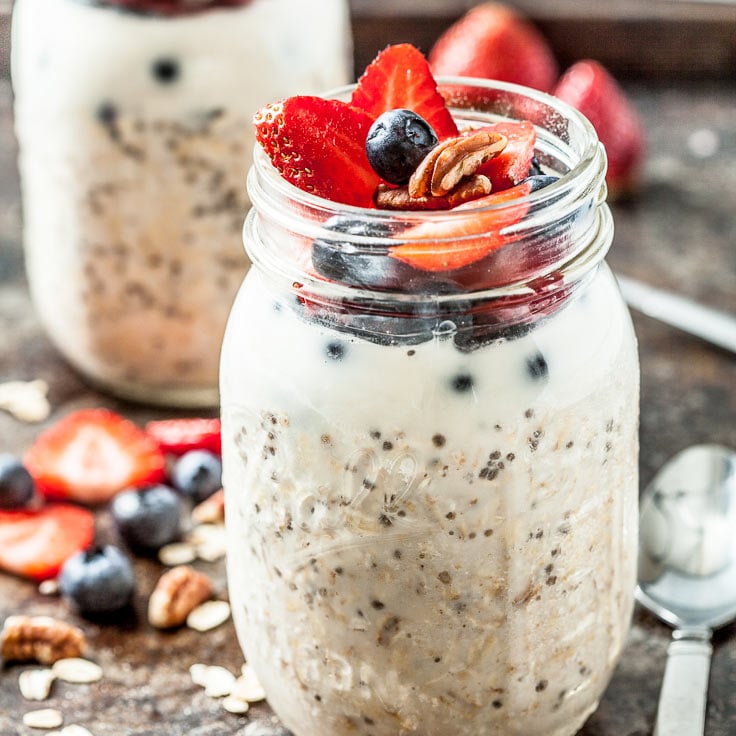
254, 96, 380, 208
553, 60, 644, 197
0, 504, 95, 581
24, 409, 167, 505
429, 3, 558, 93
390, 180, 535, 272
145, 418, 222, 456
474, 121, 536, 191
351, 44, 458, 141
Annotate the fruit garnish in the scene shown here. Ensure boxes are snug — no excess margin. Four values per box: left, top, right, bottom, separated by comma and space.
0, 504, 95, 581
389, 178, 540, 272
171, 450, 223, 505
366, 110, 439, 185
254, 96, 380, 208
59, 545, 135, 614
351, 44, 459, 141
429, 2, 558, 93
24, 409, 167, 505
553, 59, 644, 197
474, 121, 537, 191
0, 454, 35, 510
111, 485, 183, 552
145, 417, 222, 456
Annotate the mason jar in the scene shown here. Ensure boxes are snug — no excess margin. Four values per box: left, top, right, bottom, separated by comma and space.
11, 0, 352, 407
221, 79, 640, 736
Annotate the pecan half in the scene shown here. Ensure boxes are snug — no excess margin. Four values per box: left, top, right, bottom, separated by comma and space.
375, 175, 492, 211
1, 615, 86, 665
192, 488, 225, 525
148, 565, 213, 629
409, 130, 507, 198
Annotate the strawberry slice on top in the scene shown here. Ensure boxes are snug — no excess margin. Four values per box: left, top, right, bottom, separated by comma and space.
474, 120, 537, 191
145, 417, 222, 456
351, 44, 459, 141
0, 504, 95, 581
24, 408, 167, 505
254, 96, 381, 208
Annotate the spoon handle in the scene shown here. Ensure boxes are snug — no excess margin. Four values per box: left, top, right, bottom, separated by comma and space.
654, 630, 713, 736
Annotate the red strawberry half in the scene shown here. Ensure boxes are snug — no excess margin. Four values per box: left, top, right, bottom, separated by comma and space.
429, 3, 558, 93
145, 417, 222, 456
475, 120, 537, 191
390, 179, 536, 272
554, 60, 644, 196
254, 96, 381, 208
24, 409, 167, 505
351, 44, 458, 141
0, 504, 95, 581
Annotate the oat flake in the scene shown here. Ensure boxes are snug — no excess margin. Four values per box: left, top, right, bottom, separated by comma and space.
158, 542, 197, 566
233, 665, 266, 702
186, 600, 230, 632
52, 658, 103, 684
189, 663, 210, 688
19, 669, 55, 701
59, 727, 94, 736
22, 708, 63, 729
190, 664, 236, 698
38, 579, 60, 596
222, 695, 249, 714
0, 380, 51, 422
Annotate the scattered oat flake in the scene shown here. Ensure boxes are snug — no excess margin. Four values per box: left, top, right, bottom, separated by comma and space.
52, 658, 103, 684
222, 695, 250, 714
233, 665, 266, 702
186, 600, 230, 632
19, 669, 56, 701
0, 380, 51, 422
158, 542, 197, 566
189, 664, 236, 698
59, 727, 94, 736
38, 579, 61, 596
189, 663, 210, 687
22, 708, 63, 729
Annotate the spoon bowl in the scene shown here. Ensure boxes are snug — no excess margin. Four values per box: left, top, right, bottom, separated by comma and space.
637, 444, 736, 736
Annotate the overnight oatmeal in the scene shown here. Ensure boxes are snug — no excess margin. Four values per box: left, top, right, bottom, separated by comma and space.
11, 0, 351, 405
221, 46, 639, 735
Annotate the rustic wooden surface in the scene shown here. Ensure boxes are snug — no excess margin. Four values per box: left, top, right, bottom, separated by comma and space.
2, 17, 736, 736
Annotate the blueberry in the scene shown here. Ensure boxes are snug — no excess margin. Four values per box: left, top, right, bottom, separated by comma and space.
60, 545, 135, 615
172, 450, 222, 504
110, 484, 183, 551
528, 156, 543, 177
0, 454, 35, 509
151, 57, 180, 84
524, 175, 560, 192
526, 352, 549, 380
312, 215, 415, 290
365, 109, 438, 185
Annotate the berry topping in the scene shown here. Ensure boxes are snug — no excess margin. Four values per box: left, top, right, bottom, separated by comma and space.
145, 418, 222, 456
24, 409, 167, 505
110, 485, 183, 552
97, 1, 253, 15
366, 110, 439, 185
524, 175, 560, 192
0, 504, 95, 581
254, 96, 380, 208
59, 545, 135, 615
429, 2, 558, 92
474, 121, 537, 191
172, 450, 222, 505
0, 454, 35, 510
389, 179, 537, 272
351, 44, 458, 141
553, 60, 644, 197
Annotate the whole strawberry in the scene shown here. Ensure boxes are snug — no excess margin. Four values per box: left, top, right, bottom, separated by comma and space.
554, 60, 645, 197
429, 3, 558, 92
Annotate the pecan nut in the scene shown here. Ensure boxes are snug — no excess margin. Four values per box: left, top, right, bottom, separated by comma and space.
192, 488, 225, 525
1, 615, 86, 664
409, 130, 507, 198
375, 175, 492, 211
148, 565, 213, 629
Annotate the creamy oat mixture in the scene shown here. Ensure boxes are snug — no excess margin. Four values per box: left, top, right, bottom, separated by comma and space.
221, 263, 639, 736
12, 0, 350, 401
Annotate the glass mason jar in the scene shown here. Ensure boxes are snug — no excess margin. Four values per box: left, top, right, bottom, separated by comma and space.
221, 79, 639, 736
11, 0, 352, 407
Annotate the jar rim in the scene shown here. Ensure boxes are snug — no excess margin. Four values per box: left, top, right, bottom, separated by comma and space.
246, 76, 611, 301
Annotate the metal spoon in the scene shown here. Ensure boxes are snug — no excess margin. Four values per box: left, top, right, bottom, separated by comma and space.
637, 444, 736, 736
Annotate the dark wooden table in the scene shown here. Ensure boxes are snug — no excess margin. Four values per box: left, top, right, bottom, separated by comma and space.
2, 9, 736, 736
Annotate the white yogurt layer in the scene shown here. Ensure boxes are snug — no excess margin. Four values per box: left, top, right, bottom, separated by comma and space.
12, 0, 351, 401
221, 263, 640, 736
